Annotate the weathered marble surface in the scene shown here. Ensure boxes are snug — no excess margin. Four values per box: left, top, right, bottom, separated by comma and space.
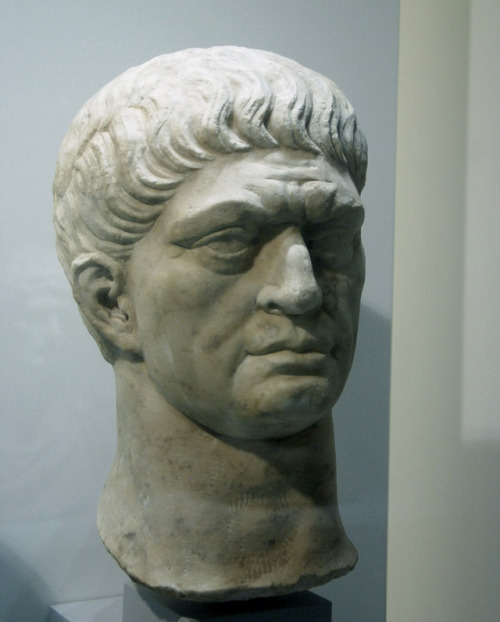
53, 47, 367, 601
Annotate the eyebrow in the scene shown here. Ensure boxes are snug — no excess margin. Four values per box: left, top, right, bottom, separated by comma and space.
168, 183, 364, 241
168, 199, 266, 240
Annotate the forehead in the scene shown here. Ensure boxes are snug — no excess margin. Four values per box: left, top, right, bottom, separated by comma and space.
165, 149, 362, 234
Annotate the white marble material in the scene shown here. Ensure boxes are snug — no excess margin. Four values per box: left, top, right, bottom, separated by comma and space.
53, 47, 367, 601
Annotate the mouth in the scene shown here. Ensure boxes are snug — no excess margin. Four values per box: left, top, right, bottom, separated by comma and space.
245, 338, 336, 377
252, 349, 331, 373
247, 337, 334, 357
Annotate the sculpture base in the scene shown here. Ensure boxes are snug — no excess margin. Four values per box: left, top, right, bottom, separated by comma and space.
49, 582, 332, 621
48, 595, 122, 622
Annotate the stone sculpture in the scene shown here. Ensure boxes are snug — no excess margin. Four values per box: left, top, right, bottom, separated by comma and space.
53, 47, 367, 601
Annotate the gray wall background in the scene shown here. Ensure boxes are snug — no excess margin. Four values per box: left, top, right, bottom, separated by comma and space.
0, 2, 399, 621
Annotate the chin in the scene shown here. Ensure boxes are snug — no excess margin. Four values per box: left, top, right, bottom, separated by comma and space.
224, 375, 341, 440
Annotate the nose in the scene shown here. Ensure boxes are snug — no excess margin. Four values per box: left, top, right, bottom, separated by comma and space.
256, 228, 323, 316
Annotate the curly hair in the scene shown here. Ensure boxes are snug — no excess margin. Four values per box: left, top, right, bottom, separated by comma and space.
53, 46, 367, 288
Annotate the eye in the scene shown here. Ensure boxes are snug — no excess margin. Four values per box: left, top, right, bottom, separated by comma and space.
181, 226, 260, 275
307, 228, 360, 270
194, 227, 256, 256
193, 227, 258, 257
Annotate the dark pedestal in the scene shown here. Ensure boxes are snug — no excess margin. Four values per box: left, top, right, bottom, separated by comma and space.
124, 582, 332, 621
49, 581, 332, 622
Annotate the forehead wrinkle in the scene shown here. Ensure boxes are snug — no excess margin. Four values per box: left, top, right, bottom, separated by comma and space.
244, 177, 360, 224
292, 181, 337, 222
243, 179, 291, 219
303, 180, 363, 222
165, 151, 363, 235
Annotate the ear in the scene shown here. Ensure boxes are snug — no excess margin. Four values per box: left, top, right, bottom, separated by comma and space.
71, 252, 142, 360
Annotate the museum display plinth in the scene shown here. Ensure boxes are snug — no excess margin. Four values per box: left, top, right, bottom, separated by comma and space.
48, 594, 122, 622
49, 582, 332, 621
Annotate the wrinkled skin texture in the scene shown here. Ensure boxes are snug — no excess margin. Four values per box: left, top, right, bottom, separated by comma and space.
127, 148, 365, 440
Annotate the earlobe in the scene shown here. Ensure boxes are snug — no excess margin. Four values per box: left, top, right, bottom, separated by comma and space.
71, 252, 142, 358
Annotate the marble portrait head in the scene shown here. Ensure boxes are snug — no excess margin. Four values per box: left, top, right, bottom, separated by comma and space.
53, 47, 367, 601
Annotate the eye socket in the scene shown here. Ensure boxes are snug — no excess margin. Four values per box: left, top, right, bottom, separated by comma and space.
307, 228, 361, 270
181, 226, 260, 275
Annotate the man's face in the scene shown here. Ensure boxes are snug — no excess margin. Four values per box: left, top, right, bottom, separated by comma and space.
126, 148, 365, 440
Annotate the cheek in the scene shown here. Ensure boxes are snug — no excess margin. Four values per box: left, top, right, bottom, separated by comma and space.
140, 259, 232, 316
320, 251, 365, 312
133, 260, 252, 361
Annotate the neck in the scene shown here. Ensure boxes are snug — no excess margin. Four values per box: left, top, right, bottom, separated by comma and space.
97, 360, 356, 601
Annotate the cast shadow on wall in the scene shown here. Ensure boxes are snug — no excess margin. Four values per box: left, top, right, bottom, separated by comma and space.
314, 302, 391, 622
0, 542, 55, 622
